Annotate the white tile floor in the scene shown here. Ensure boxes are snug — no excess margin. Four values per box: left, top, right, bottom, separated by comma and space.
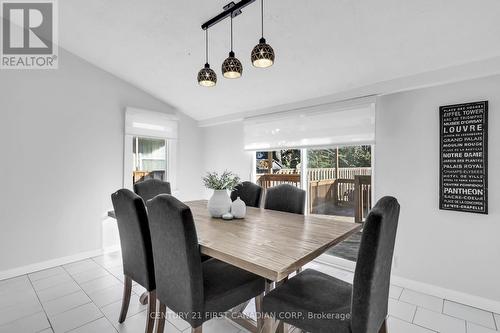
0, 252, 498, 333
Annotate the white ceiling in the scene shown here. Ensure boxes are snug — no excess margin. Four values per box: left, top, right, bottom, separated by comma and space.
59, 0, 500, 121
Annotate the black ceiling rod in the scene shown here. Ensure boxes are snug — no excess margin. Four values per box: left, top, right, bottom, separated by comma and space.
201, 0, 257, 30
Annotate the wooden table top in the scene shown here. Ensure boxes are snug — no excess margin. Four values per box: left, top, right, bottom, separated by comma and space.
186, 200, 362, 282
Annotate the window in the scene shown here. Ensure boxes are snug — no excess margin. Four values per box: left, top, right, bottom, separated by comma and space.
256, 149, 302, 189
123, 107, 178, 190
132, 136, 167, 184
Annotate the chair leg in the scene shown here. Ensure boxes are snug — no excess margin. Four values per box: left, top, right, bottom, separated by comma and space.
274, 276, 288, 333
192, 326, 202, 333
145, 290, 156, 333
260, 316, 280, 333
255, 293, 264, 332
379, 319, 387, 333
139, 291, 149, 305
155, 302, 166, 333
276, 321, 284, 333
118, 276, 132, 323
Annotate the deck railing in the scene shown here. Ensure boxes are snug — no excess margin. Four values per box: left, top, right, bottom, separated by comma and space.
133, 170, 165, 184
257, 173, 301, 189
258, 167, 372, 223
276, 167, 371, 181
354, 175, 372, 223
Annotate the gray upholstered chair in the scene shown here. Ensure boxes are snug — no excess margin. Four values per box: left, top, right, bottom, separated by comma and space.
111, 189, 157, 333
231, 181, 263, 208
261, 196, 400, 333
146, 194, 267, 333
264, 184, 306, 215
265, 183, 306, 274
133, 179, 171, 202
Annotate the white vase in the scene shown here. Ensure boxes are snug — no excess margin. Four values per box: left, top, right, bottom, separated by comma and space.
231, 197, 246, 219
207, 190, 231, 218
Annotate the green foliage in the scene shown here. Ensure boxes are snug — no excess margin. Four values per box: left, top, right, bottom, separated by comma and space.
307, 149, 336, 168
307, 146, 371, 168
275, 149, 301, 169
257, 146, 371, 173
338, 145, 371, 167
202, 170, 241, 190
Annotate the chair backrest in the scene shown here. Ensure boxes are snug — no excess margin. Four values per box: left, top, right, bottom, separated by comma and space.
146, 194, 204, 324
264, 184, 306, 215
111, 189, 155, 291
230, 181, 263, 208
351, 196, 400, 333
133, 179, 171, 202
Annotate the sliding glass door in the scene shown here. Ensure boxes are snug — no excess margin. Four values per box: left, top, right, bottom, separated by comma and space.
254, 145, 372, 223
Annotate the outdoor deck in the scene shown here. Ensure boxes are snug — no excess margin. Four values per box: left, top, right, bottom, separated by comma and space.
257, 167, 372, 223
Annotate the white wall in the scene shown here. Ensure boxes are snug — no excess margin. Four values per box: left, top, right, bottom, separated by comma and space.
375, 75, 500, 307
0, 48, 202, 274
200, 122, 254, 198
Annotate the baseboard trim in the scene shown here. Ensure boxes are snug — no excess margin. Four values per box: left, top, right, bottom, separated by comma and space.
390, 275, 500, 314
315, 254, 356, 271
0, 248, 106, 281
102, 245, 121, 254
314, 255, 500, 314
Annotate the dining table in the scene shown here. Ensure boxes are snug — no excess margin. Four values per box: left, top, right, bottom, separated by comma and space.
109, 200, 362, 332
185, 200, 362, 333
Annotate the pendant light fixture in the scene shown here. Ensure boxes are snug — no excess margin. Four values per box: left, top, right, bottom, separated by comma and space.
251, 0, 274, 68
197, 29, 217, 87
221, 14, 243, 79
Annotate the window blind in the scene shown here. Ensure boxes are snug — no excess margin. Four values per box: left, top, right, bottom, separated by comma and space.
243, 98, 375, 150
125, 107, 178, 139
